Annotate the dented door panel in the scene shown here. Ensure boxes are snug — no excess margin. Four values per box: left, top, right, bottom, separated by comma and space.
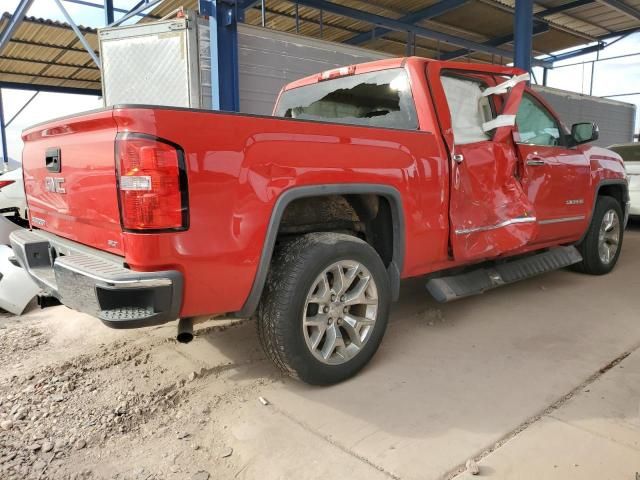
427, 63, 538, 262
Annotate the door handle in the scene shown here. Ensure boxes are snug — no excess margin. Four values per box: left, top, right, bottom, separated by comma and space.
452, 154, 464, 164
526, 157, 545, 166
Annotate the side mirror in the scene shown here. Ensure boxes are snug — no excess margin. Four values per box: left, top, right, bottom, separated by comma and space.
571, 122, 599, 145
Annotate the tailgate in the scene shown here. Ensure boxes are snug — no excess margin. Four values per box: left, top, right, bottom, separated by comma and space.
21, 109, 124, 255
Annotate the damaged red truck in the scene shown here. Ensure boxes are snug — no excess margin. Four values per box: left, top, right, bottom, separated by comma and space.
11, 58, 629, 385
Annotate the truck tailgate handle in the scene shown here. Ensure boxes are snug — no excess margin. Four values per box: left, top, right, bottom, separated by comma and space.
46, 147, 61, 173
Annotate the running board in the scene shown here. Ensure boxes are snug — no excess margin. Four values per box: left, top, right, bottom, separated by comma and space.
426, 246, 582, 303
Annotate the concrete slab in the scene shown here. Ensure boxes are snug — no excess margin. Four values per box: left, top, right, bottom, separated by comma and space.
4, 229, 639, 480
252, 230, 640, 480
457, 349, 640, 480
456, 416, 639, 480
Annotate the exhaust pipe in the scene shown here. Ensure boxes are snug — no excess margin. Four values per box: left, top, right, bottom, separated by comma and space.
176, 317, 194, 344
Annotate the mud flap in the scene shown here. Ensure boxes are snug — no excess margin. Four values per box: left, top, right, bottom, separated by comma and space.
0, 244, 41, 315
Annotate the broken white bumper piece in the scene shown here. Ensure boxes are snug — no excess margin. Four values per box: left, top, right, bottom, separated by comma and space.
482, 73, 530, 97
0, 244, 41, 315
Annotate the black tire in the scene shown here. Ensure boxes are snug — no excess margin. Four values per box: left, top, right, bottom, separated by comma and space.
574, 196, 624, 275
257, 232, 391, 385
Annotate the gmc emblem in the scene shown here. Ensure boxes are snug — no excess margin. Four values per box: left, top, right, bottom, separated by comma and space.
45, 177, 66, 194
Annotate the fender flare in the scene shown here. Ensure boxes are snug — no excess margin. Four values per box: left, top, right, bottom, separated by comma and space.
236, 184, 406, 318
579, 179, 629, 244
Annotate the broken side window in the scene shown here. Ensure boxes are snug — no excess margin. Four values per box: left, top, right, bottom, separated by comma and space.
274, 68, 419, 130
441, 74, 495, 145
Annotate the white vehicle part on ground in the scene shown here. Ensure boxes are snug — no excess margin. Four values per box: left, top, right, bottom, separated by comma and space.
0, 215, 21, 246
0, 244, 41, 315
0, 168, 27, 217
625, 162, 640, 216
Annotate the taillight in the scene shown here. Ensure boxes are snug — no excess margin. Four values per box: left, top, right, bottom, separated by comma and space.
0, 180, 15, 190
116, 133, 188, 231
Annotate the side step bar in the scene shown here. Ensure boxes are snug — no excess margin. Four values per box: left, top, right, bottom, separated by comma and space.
426, 246, 582, 303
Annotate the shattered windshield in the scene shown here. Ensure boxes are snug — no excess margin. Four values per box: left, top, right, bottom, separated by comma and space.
274, 68, 418, 130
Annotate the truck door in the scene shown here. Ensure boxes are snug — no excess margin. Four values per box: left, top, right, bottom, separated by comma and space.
513, 92, 591, 243
426, 63, 537, 262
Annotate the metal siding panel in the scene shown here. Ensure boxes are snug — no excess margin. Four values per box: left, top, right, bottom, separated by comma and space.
237, 24, 391, 115
533, 85, 636, 146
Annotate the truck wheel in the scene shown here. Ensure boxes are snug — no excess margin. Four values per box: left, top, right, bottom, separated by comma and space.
257, 232, 391, 385
575, 196, 624, 275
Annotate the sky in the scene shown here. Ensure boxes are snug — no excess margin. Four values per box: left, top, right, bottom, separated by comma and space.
1, 0, 639, 162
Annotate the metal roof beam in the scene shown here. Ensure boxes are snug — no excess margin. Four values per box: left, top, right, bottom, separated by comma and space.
52, 0, 101, 68
293, 0, 552, 67
440, 22, 549, 60
545, 43, 605, 63
597, 0, 640, 21
108, 0, 164, 27
0, 88, 7, 164
0, 81, 100, 96
478, 0, 598, 42
345, 0, 469, 45
0, 55, 100, 70
8, 38, 97, 55
0, 0, 35, 55
0, 70, 100, 84
237, 0, 260, 10
599, 25, 640, 39
104, 0, 114, 24
62, 0, 160, 19
537, 0, 595, 17
5, 91, 39, 128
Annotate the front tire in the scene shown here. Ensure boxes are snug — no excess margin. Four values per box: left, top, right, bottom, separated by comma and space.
257, 233, 391, 385
575, 196, 623, 275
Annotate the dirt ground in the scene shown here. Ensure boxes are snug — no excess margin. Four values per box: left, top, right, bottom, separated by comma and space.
1, 225, 639, 480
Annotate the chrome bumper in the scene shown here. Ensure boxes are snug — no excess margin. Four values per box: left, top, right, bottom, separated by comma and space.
9, 229, 183, 328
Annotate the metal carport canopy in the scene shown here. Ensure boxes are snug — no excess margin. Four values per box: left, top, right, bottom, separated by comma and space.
1, 0, 639, 95
0, 13, 100, 95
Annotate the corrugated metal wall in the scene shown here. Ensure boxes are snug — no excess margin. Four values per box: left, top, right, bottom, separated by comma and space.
533, 86, 636, 147
238, 24, 390, 115
237, 25, 636, 146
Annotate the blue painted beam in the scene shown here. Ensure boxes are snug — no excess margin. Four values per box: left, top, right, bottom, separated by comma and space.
514, 0, 534, 71
63, 0, 160, 19
293, 0, 551, 66
108, 0, 164, 27
237, 0, 260, 9
598, 0, 640, 21
236, 0, 259, 22
599, 26, 640, 39
536, 0, 594, 17
440, 22, 549, 61
104, 0, 114, 24
345, 0, 469, 45
545, 43, 605, 63
0, 82, 101, 96
0, 89, 8, 164
200, 0, 240, 112
0, 0, 35, 55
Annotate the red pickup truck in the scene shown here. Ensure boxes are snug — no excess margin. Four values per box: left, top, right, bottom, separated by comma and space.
11, 57, 628, 385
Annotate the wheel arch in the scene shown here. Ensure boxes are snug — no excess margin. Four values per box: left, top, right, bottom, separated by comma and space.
579, 179, 629, 244
236, 184, 406, 318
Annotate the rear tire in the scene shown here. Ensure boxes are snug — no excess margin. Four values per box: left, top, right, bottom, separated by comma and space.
257, 233, 391, 385
574, 196, 623, 275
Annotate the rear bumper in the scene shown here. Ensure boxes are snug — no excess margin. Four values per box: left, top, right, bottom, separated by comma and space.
9, 229, 183, 329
